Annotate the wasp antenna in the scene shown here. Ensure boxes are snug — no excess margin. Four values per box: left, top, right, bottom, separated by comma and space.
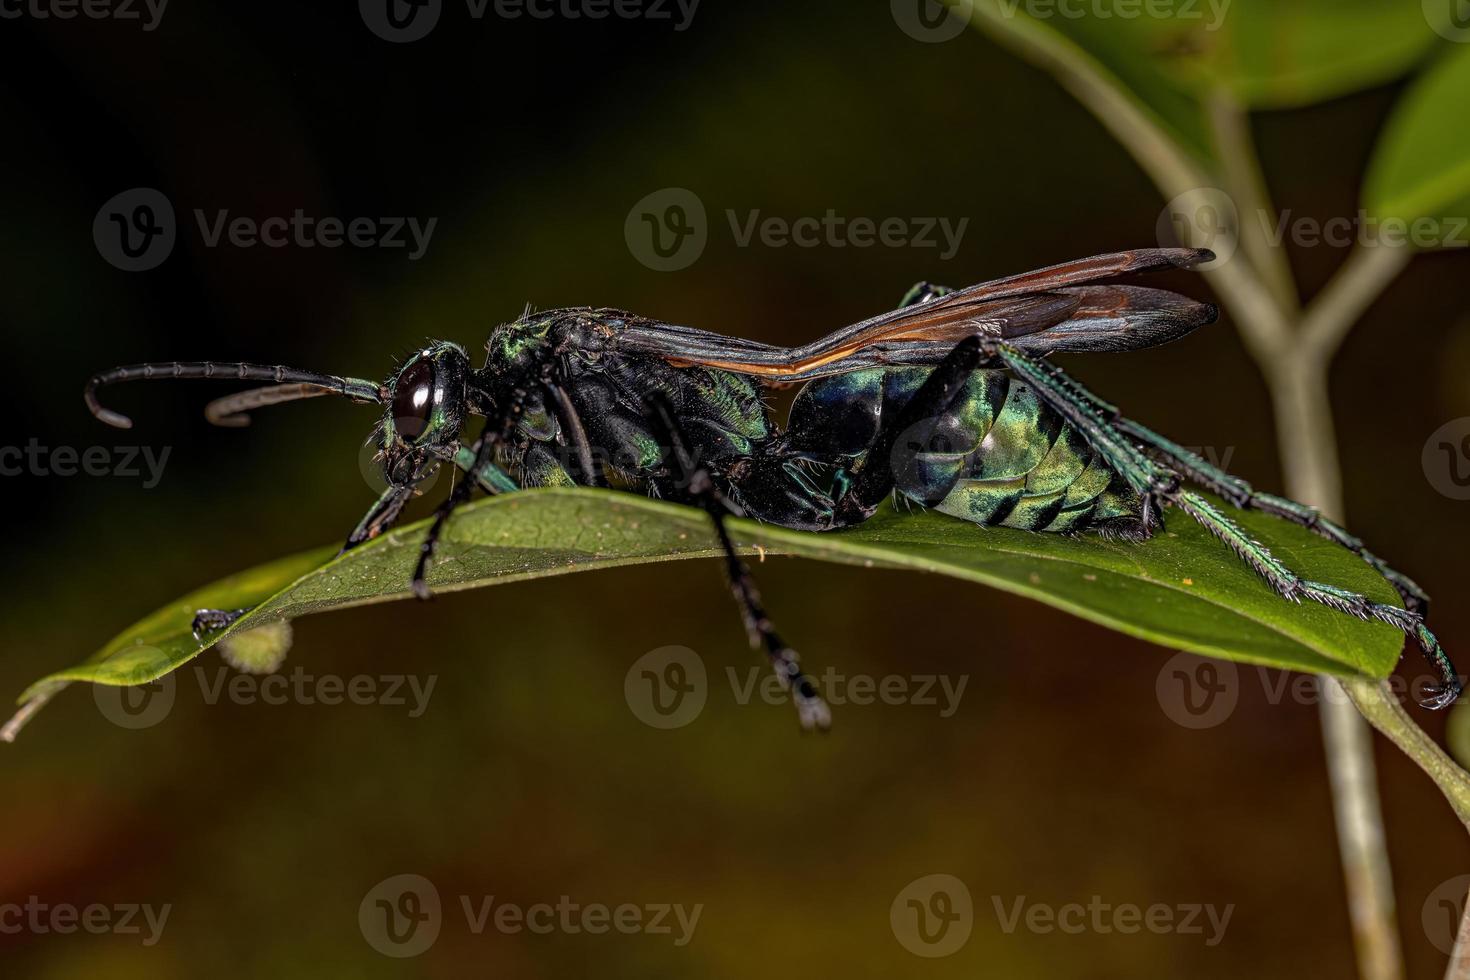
84, 361, 385, 429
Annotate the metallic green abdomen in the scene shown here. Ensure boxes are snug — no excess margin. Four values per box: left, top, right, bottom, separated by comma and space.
787, 367, 1139, 533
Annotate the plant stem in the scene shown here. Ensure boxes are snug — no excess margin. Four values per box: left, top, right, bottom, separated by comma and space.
1206, 89, 1300, 315
960, 9, 1440, 978
1343, 678, 1470, 828
1322, 677, 1407, 980
1448, 887, 1470, 980
1300, 244, 1414, 363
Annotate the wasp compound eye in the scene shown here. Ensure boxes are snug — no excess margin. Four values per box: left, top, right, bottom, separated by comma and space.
392, 359, 436, 442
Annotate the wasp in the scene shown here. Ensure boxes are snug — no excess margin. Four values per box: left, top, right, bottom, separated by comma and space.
85, 248, 1459, 726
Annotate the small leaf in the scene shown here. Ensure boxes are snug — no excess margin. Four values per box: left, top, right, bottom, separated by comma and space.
1187, 0, 1446, 109
6, 487, 1406, 739
1364, 44, 1470, 243
966, 0, 1444, 136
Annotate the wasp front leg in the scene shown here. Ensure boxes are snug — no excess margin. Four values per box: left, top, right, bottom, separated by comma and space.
192, 481, 423, 639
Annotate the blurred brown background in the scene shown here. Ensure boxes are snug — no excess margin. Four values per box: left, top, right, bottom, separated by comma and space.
2, 2, 1469, 976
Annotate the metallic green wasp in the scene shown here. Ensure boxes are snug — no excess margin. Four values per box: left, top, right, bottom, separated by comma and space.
85, 248, 1458, 727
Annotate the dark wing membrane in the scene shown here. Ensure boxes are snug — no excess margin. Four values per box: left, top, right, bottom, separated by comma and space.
617, 248, 1216, 381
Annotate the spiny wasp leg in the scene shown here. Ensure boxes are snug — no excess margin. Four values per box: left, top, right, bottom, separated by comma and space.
644, 393, 831, 731
987, 337, 1462, 708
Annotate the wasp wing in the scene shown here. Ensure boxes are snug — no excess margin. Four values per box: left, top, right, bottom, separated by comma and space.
618, 248, 1217, 381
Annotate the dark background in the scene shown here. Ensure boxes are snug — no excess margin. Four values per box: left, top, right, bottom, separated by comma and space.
2, 2, 1469, 976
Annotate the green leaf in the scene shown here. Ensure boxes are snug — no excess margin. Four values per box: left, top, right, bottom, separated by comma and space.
5, 487, 1405, 739
1364, 44, 1470, 243
966, 0, 1443, 139
1184, 0, 1446, 109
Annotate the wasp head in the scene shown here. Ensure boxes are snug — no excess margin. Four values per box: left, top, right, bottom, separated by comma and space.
375, 341, 473, 485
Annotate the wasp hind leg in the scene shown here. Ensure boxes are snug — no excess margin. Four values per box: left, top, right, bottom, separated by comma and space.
985, 338, 1460, 708
1110, 416, 1431, 614
644, 393, 831, 731
990, 346, 1433, 614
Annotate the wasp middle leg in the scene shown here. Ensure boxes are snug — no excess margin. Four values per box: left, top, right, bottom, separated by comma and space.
643, 393, 831, 731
